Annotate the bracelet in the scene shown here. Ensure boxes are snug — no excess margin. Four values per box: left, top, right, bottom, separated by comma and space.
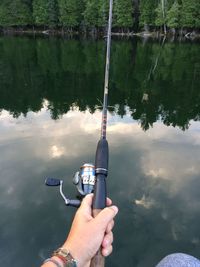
54, 254, 67, 265
44, 258, 63, 267
53, 247, 77, 267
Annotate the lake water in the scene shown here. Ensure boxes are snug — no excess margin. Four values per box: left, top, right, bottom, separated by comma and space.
0, 36, 200, 267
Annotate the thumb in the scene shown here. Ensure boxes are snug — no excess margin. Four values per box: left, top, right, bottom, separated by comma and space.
78, 193, 93, 214
94, 206, 118, 230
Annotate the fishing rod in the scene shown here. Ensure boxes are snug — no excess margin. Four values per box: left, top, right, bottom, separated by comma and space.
90, 0, 113, 266
45, 0, 113, 266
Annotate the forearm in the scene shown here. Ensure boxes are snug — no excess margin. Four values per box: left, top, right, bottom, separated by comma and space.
40, 195, 118, 267
41, 255, 90, 267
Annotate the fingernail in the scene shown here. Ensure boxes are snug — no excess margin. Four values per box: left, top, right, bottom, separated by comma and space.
110, 205, 118, 215
104, 249, 109, 256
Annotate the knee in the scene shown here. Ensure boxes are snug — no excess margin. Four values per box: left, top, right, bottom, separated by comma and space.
156, 253, 200, 267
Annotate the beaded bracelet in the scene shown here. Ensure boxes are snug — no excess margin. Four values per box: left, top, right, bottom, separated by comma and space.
44, 258, 63, 267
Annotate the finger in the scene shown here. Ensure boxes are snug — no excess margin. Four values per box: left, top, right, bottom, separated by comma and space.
80, 196, 111, 213
102, 245, 113, 257
78, 194, 93, 214
102, 231, 113, 248
106, 220, 114, 234
106, 198, 112, 206
95, 206, 118, 231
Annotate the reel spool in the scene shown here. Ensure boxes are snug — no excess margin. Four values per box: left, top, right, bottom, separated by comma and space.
45, 163, 96, 207
73, 163, 95, 196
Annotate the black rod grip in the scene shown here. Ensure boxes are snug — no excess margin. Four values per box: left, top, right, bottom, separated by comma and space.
95, 138, 109, 174
92, 174, 107, 209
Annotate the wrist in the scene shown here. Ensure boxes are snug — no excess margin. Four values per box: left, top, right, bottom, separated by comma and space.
52, 256, 65, 267
62, 242, 84, 267
53, 247, 78, 267
43, 256, 65, 267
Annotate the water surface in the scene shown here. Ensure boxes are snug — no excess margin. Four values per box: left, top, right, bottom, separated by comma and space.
0, 36, 200, 267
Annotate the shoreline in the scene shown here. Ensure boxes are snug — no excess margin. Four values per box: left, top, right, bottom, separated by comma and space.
0, 27, 200, 40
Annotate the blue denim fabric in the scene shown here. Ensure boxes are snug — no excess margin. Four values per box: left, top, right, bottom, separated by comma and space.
156, 253, 200, 267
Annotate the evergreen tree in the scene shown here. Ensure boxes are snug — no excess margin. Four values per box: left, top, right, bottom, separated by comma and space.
83, 0, 99, 27
166, 1, 181, 29
139, 0, 157, 29
0, 1, 10, 26
0, 0, 32, 26
48, 0, 59, 27
33, 0, 49, 26
195, 2, 200, 28
97, 0, 109, 27
0, 0, 200, 31
114, 0, 134, 28
33, 0, 58, 27
180, 0, 196, 28
58, 0, 83, 28
155, 0, 168, 33
133, 0, 140, 31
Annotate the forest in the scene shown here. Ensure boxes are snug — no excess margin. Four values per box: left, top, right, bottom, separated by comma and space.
0, 0, 199, 34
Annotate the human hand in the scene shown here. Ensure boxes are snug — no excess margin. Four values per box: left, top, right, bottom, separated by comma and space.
62, 193, 118, 267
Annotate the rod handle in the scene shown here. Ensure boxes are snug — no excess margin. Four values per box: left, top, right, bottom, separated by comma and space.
90, 209, 105, 267
89, 174, 107, 267
95, 139, 109, 174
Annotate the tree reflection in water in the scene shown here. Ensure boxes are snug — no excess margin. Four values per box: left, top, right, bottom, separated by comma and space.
0, 36, 199, 131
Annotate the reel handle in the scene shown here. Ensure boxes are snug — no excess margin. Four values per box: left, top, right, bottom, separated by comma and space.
67, 199, 81, 208
45, 178, 61, 186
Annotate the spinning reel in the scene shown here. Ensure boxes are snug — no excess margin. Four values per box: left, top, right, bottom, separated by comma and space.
45, 163, 96, 207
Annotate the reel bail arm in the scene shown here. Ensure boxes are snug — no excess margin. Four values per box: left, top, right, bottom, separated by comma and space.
45, 178, 81, 208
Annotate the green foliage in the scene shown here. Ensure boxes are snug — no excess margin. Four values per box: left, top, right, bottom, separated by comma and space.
0, 0, 32, 26
180, 0, 196, 28
195, 2, 200, 28
0, 2, 10, 26
0, 0, 199, 30
114, 0, 134, 28
83, 0, 99, 27
47, 0, 59, 27
33, 0, 58, 27
97, 0, 109, 27
32, 0, 49, 26
58, 0, 82, 27
139, 0, 157, 27
155, 1, 167, 27
166, 1, 181, 28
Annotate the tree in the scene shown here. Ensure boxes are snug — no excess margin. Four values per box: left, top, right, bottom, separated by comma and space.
180, 0, 196, 28
0, 0, 32, 26
166, 1, 181, 29
155, 0, 167, 33
0, 1, 10, 26
114, 0, 134, 28
47, 0, 59, 27
83, 0, 99, 27
195, 1, 200, 28
32, 0, 49, 26
33, 0, 59, 27
97, 0, 109, 27
139, 0, 157, 30
58, 0, 83, 28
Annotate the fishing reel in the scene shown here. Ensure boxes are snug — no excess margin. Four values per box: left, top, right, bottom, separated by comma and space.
45, 163, 96, 208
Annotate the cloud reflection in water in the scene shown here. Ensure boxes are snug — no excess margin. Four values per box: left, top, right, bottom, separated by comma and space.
0, 105, 200, 266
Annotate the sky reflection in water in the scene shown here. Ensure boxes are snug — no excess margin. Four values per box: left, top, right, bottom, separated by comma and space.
1, 102, 200, 267
0, 35, 200, 266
